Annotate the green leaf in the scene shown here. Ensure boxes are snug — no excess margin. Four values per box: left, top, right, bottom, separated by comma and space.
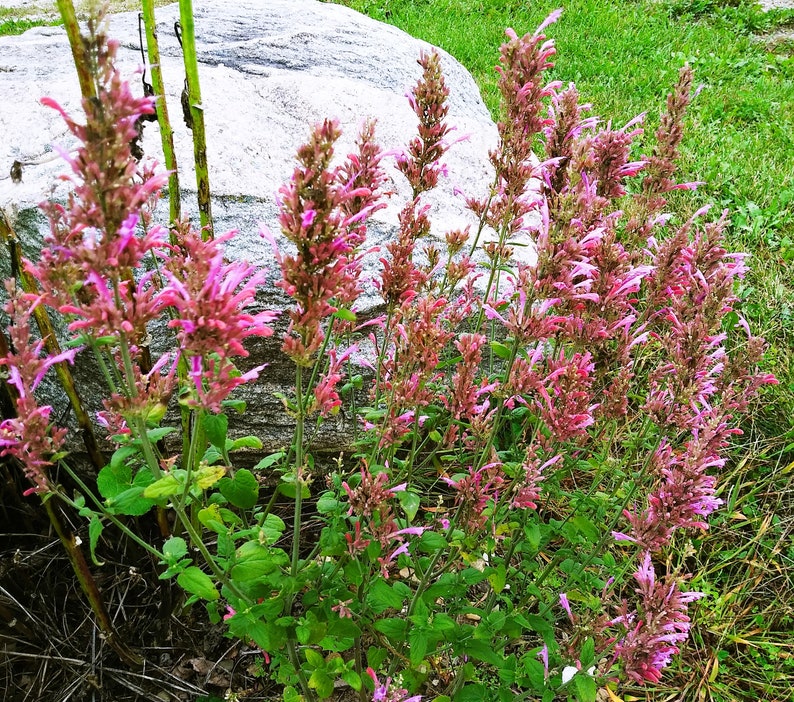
418, 530, 447, 553
373, 617, 407, 642
570, 515, 599, 541
282, 686, 301, 702
145, 426, 176, 442
97, 462, 131, 500
333, 307, 357, 322
398, 491, 421, 521
229, 436, 263, 451
573, 673, 598, 702
111, 486, 157, 516
297, 614, 327, 645
143, 473, 182, 498
521, 653, 547, 691
516, 613, 555, 644
460, 639, 504, 667
308, 669, 334, 699
198, 504, 227, 534
218, 468, 259, 509
110, 444, 139, 471
232, 542, 287, 582
162, 536, 188, 561
304, 648, 325, 668
489, 340, 512, 359
253, 451, 286, 471
366, 578, 406, 613
316, 492, 340, 514
203, 413, 229, 449
222, 398, 247, 414
177, 566, 218, 601
580, 638, 595, 667
226, 611, 278, 650
488, 563, 507, 593
408, 627, 430, 666
455, 684, 488, 702
342, 669, 361, 691
88, 516, 104, 566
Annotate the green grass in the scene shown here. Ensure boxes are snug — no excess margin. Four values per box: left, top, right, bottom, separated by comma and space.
336, 0, 794, 698
0, 17, 54, 35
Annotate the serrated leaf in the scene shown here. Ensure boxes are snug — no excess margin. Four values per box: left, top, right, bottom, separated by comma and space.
111, 486, 157, 516
573, 674, 598, 702
222, 398, 247, 414
253, 451, 286, 471
282, 686, 301, 702
195, 463, 226, 490
419, 530, 447, 553
308, 669, 334, 699
177, 566, 218, 601
456, 683, 488, 702
398, 491, 420, 521
373, 618, 407, 642
408, 627, 429, 666
342, 669, 361, 691
229, 436, 263, 451
489, 340, 512, 360
333, 307, 357, 322
232, 542, 287, 582
88, 516, 104, 566
580, 637, 595, 667
163, 536, 188, 561
143, 473, 182, 498
488, 563, 507, 593
145, 426, 176, 442
97, 462, 131, 500
219, 468, 259, 509
366, 579, 405, 613
198, 504, 227, 534
316, 492, 340, 514
203, 413, 228, 449
460, 639, 504, 667
263, 513, 286, 532
304, 648, 325, 668
110, 445, 139, 471
226, 611, 276, 650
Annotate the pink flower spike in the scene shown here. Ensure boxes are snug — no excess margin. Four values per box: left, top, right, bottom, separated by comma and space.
560, 592, 574, 623
535, 9, 563, 37
538, 644, 549, 680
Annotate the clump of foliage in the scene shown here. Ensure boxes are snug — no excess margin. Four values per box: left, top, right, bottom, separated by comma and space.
0, 8, 776, 702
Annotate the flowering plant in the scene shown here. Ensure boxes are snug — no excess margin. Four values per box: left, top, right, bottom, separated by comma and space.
0, 8, 775, 702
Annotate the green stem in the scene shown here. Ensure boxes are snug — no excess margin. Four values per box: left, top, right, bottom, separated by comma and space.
291, 364, 305, 576
174, 506, 251, 603
140, 0, 181, 228
286, 638, 317, 702
178, 0, 213, 236
57, 464, 165, 560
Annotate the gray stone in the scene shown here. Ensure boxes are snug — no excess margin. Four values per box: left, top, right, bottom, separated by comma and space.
0, 0, 502, 457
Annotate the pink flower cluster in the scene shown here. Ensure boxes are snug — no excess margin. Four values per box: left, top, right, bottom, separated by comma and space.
611, 553, 704, 684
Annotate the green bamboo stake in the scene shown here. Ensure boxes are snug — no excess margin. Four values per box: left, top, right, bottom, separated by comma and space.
56, 0, 96, 100
140, 1, 181, 229
177, 0, 213, 238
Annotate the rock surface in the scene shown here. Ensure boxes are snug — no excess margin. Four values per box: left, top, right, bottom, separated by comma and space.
0, 0, 500, 456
